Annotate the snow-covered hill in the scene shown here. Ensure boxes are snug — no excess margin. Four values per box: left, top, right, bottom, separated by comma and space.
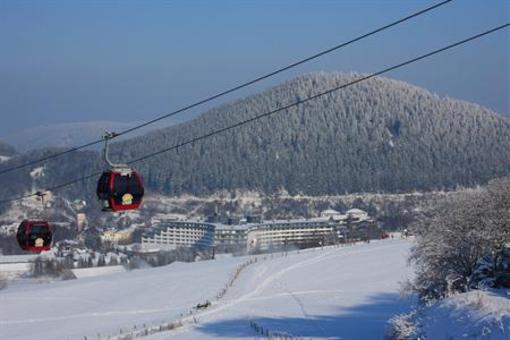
0, 240, 413, 339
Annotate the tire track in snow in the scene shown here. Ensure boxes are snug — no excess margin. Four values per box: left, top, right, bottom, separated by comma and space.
281, 284, 328, 338
220, 288, 346, 303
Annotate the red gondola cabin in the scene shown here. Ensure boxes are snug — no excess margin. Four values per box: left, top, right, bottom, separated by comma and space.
96, 170, 144, 212
17, 220, 52, 252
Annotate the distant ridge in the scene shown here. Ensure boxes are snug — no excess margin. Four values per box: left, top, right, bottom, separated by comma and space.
3, 119, 179, 152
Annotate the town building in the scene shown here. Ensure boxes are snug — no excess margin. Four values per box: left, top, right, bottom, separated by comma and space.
246, 218, 340, 252
139, 209, 379, 253
214, 224, 249, 253
141, 220, 215, 251
346, 208, 369, 221
101, 229, 133, 244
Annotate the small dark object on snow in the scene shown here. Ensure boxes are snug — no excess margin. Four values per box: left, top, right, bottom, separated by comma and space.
195, 300, 211, 309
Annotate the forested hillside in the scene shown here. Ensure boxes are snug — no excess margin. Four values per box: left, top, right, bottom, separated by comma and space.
1, 72, 509, 204
114, 72, 510, 195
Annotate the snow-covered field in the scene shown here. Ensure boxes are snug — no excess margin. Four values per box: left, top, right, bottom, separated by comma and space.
0, 255, 38, 278
71, 265, 127, 279
418, 290, 510, 339
0, 255, 39, 264
151, 240, 414, 339
0, 240, 413, 339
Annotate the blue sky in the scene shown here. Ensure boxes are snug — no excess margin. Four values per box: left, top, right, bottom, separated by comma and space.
0, 0, 508, 136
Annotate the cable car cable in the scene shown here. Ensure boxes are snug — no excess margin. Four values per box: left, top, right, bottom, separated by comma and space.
0, 22, 507, 206
0, 0, 453, 177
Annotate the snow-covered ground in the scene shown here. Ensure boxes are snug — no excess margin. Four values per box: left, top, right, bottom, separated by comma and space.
0, 240, 413, 339
29, 166, 45, 179
0, 256, 247, 340
418, 290, 510, 339
0, 255, 38, 278
71, 265, 127, 279
0, 255, 39, 263
0, 155, 11, 163
149, 240, 414, 339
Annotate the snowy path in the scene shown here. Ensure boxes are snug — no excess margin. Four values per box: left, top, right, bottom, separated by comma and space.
149, 239, 414, 339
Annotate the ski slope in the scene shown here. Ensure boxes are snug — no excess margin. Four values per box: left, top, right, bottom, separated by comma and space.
0, 240, 413, 339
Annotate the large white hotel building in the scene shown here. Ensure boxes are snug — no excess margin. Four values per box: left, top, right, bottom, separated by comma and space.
140, 209, 379, 252
141, 221, 215, 251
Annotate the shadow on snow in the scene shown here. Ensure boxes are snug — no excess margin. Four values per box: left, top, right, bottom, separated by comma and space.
196, 293, 416, 339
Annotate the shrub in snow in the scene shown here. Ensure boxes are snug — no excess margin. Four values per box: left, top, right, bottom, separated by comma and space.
386, 311, 420, 340
410, 178, 510, 302
31, 256, 65, 278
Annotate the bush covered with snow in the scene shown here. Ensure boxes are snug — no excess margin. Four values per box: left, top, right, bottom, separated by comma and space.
410, 178, 510, 302
386, 311, 420, 340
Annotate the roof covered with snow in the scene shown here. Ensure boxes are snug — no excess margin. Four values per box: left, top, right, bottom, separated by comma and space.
321, 209, 340, 215
346, 208, 367, 214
